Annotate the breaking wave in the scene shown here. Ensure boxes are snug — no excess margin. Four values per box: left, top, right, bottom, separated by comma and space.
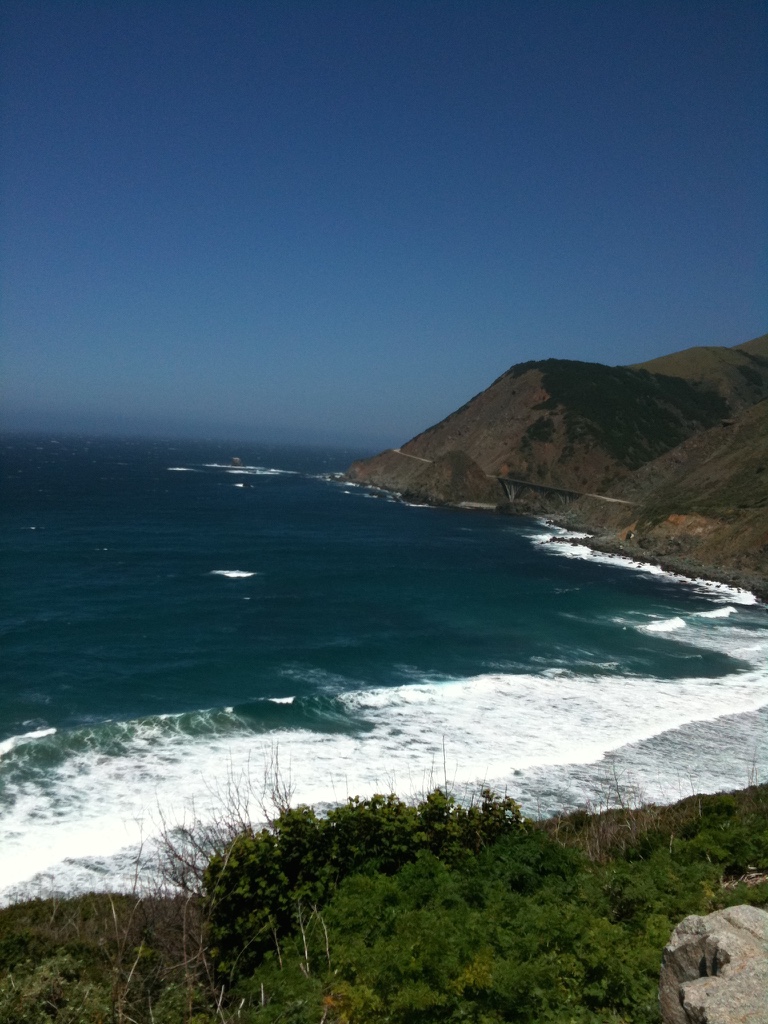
2, 648, 766, 903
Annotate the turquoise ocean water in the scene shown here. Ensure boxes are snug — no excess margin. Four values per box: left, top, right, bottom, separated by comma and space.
2, 434, 766, 899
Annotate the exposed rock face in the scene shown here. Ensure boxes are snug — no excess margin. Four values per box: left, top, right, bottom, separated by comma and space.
399, 451, 503, 506
659, 905, 768, 1024
348, 449, 503, 506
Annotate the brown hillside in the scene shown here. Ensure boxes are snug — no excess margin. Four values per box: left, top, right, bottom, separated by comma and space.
347, 332, 767, 583
578, 400, 768, 577
350, 359, 728, 499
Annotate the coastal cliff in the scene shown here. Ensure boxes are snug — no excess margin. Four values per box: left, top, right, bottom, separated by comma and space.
349, 333, 768, 590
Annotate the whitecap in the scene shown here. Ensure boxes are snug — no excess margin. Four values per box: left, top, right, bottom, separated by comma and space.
204, 463, 298, 476
0, 728, 57, 759
695, 606, 738, 619
643, 616, 687, 633
2, 655, 767, 903
209, 570, 258, 578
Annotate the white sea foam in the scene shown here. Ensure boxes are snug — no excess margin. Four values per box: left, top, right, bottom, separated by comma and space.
0, 728, 57, 759
268, 696, 295, 704
530, 526, 758, 605
204, 463, 297, 476
643, 616, 687, 633
333, 480, 398, 502
167, 467, 200, 472
1, 646, 766, 902
612, 609, 763, 663
209, 570, 258, 578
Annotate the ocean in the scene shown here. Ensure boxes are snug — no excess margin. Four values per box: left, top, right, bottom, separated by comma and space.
2, 434, 766, 901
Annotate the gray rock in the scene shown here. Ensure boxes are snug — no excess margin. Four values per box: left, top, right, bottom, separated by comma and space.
660, 905, 768, 1024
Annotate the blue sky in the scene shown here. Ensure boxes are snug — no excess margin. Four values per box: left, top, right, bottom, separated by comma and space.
2, 1, 766, 447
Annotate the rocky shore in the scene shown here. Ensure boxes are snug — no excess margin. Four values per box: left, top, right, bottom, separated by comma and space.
354, 476, 768, 604
541, 510, 768, 605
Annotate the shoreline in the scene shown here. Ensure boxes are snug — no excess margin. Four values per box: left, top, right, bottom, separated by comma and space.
365, 481, 768, 606
537, 509, 768, 606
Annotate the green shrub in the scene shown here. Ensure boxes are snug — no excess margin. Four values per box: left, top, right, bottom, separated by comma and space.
525, 416, 555, 443
204, 789, 523, 979
0, 952, 111, 1024
217, 784, 767, 1022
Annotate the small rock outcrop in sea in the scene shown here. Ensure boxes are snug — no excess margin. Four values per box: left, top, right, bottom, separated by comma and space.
659, 905, 768, 1024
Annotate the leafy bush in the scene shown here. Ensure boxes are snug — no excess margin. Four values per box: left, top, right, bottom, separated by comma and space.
0, 892, 216, 1024
524, 416, 555, 443
0, 952, 112, 1024
218, 785, 767, 1022
204, 788, 523, 979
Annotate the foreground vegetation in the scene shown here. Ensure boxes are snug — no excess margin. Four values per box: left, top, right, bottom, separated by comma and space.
1, 783, 767, 1024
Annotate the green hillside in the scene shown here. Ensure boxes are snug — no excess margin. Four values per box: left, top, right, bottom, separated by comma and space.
636, 401, 768, 521
633, 333, 768, 412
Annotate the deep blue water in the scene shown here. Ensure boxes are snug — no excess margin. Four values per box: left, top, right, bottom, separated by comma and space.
1, 434, 766, 898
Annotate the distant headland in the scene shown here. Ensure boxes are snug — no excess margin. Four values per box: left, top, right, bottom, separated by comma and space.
348, 333, 768, 598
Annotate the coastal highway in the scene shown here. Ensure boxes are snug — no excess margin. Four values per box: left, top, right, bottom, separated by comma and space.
391, 449, 633, 505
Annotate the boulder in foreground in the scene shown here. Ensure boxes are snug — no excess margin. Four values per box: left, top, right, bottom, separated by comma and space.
659, 905, 768, 1024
